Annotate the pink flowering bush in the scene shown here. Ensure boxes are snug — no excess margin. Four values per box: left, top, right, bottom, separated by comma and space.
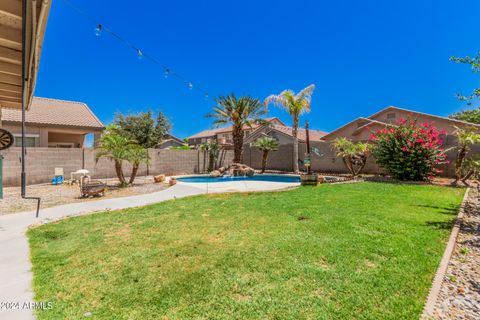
369, 117, 449, 180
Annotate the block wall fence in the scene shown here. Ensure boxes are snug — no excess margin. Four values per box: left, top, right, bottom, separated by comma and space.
0, 148, 234, 187
1, 139, 477, 187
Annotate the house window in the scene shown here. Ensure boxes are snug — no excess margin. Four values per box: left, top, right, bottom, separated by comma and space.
387, 113, 396, 120
14, 135, 38, 147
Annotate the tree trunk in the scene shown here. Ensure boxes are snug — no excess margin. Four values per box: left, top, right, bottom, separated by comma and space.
292, 117, 299, 173
114, 160, 126, 185
232, 123, 244, 163
208, 152, 215, 172
344, 156, 355, 176
129, 164, 139, 185
455, 146, 467, 182
261, 150, 269, 173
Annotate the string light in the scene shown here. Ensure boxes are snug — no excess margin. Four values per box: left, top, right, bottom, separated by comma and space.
94, 24, 102, 37
136, 49, 144, 60
61, 0, 212, 101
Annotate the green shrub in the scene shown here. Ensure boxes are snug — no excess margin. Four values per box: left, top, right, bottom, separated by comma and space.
370, 117, 448, 180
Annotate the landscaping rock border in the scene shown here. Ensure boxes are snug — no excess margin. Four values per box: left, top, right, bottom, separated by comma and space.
422, 186, 479, 319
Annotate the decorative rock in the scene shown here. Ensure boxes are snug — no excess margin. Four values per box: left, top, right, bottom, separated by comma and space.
169, 178, 177, 186
227, 163, 255, 177
210, 170, 222, 177
431, 187, 480, 319
154, 174, 165, 183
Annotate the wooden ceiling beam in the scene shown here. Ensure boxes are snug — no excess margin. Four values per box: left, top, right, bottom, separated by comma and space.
0, 82, 21, 93
0, 24, 22, 51
0, 46, 21, 65
0, 73, 22, 86
0, 60, 21, 76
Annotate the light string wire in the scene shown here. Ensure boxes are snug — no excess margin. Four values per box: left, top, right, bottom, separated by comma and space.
61, 0, 211, 100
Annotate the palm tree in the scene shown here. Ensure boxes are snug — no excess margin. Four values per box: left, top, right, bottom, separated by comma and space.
454, 126, 480, 184
207, 94, 267, 163
332, 137, 370, 177
200, 141, 219, 172
252, 137, 279, 173
264, 85, 315, 173
96, 125, 132, 186
126, 146, 149, 185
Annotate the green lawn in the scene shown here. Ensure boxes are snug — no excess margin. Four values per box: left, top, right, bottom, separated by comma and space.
28, 183, 464, 320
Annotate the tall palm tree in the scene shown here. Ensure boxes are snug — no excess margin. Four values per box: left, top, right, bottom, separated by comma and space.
252, 137, 279, 173
264, 84, 315, 173
207, 94, 267, 163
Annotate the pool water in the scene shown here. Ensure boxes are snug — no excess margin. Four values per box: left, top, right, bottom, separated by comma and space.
176, 174, 301, 183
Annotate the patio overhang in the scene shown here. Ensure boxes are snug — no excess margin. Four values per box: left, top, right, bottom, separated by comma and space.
0, 0, 51, 111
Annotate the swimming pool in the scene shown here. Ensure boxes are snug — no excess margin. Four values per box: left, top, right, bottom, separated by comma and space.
176, 174, 301, 183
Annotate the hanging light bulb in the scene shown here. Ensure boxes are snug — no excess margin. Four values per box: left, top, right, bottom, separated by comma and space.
94, 24, 102, 37
164, 68, 170, 79
136, 49, 144, 60
187, 82, 193, 90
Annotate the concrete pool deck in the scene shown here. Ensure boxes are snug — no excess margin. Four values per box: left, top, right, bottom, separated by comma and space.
0, 179, 299, 320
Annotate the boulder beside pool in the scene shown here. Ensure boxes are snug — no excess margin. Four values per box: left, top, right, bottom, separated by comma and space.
226, 163, 255, 177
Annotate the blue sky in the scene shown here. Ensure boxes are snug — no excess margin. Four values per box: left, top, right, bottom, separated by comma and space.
35, 0, 480, 139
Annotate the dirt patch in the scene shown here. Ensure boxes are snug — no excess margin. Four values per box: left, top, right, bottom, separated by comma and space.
0, 176, 168, 215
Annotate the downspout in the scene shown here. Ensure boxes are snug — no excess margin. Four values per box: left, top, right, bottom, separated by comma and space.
22, 0, 41, 217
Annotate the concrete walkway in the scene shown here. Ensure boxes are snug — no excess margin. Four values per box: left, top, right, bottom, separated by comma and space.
0, 180, 298, 320
0, 184, 205, 320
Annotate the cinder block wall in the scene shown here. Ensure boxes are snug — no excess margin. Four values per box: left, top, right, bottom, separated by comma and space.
243, 140, 479, 177
1, 148, 234, 187
1, 141, 477, 187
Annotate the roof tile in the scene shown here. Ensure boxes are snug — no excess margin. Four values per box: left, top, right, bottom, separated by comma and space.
1, 97, 104, 129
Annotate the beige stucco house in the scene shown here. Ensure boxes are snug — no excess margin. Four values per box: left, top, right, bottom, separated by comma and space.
244, 123, 328, 145
322, 106, 480, 142
188, 117, 287, 147
1, 97, 104, 148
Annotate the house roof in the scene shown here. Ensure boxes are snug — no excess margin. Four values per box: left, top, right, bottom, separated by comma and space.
188, 117, 285, 140
1, 97, 104, 130
164, 134, 186, 145
188, 128, 219, 139
370, 106, 480, 127
322, 106, 480, 140
269, 124, 328, 142
245, 124, 328, 144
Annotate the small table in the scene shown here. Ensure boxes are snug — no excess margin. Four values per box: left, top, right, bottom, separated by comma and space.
71, 169, 91, 185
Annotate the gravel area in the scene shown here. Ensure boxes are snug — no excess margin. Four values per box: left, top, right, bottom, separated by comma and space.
433, 186, 480, 319
0, 176, 168, 215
